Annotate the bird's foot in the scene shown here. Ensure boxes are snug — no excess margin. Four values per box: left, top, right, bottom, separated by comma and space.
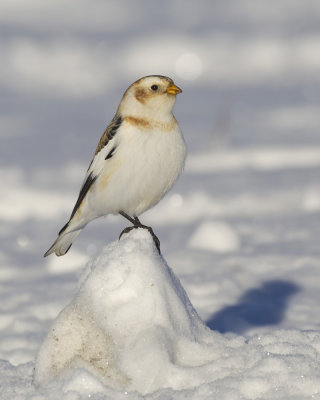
119, 225, 161, 254
141, 225, 161, 253
119, 225, 136, 239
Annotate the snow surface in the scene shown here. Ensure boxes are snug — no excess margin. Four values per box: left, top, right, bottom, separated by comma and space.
2, 230, 320, 399
32, 230, 320, 399
1, 0, 320, 399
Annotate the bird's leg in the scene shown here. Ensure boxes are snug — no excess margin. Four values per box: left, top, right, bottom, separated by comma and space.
119, 212, 142, 239
119, 211, 138, 226
118, 211, 139, 240
118, 212, 161, 253
135, 218, 161, 253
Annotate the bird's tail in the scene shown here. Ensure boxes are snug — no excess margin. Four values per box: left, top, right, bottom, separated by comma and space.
44, 227, 82, 257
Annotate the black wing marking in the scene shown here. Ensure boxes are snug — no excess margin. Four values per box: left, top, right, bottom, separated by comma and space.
105, 146, 116, 160
86, 114, 122, 172
70, 172, 97, 220
58, 171, 98, 235
58, 220, 70, 235
94, 114, 122, 156
62, 114, 122, 228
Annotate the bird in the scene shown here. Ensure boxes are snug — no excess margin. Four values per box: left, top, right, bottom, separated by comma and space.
44, 75, 186, 257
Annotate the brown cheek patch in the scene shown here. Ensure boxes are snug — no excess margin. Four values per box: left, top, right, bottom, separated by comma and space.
134, 88, 148, 104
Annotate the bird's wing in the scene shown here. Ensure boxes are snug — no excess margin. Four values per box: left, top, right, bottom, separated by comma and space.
68, 114, 123, 221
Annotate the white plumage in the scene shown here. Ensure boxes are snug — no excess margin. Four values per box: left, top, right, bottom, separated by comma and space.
44, 75, 186, 257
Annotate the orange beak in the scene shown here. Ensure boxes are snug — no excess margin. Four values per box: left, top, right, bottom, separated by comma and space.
167, 84, 182, 95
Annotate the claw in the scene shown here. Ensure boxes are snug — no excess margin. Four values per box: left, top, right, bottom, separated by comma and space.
144, 226, 161, 253
119, 226, 136, 240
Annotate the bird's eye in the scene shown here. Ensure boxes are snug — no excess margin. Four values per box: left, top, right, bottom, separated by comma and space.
151, 85, 158, 91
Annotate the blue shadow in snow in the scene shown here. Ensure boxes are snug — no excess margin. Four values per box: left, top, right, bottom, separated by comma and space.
206, 280, 299, 334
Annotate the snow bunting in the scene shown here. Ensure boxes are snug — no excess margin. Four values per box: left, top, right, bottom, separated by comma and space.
44, 75, 186, 256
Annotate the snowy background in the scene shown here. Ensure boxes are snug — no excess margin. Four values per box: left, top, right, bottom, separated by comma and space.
1, 0, 320, 398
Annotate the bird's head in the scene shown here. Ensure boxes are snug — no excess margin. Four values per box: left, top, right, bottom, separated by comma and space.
118, 75, 182, 120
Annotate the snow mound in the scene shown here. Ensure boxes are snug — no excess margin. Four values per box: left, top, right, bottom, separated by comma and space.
34, 229, 320, 398
34, 229, 219, 394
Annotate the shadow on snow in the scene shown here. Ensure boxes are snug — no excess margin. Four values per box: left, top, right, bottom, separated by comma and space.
206, 280, 299, 334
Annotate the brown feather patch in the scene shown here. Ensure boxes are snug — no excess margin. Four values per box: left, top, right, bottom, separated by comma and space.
134, 88, 147, 104
124, 116, 177, 132
99, 160, 122, 191
125, 116, 152, 129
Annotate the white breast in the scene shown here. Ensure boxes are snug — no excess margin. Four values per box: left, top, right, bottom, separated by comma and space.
94, 121, 186, 217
